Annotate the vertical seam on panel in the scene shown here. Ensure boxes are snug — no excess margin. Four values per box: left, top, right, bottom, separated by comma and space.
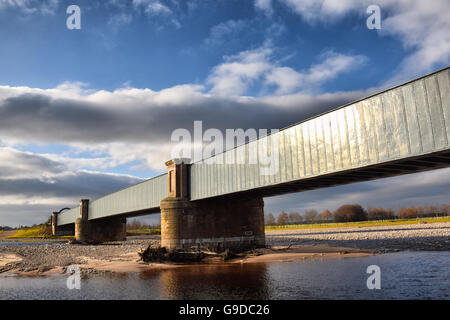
291, 127, 298, 178
359, 103, 369, 163
380, 95, 390, 158
412, 83, 423, 153
321, 117, 328, 171
314, 120, 320, 173
328, 116, 336, 170
336, 112, 344, 168
343, 109, 352, 165
423, 78, 436, 149
399, 88, 412, 154
352, 106, 361, 165
306, 124, 312, 175
299, 127, 306, 176
368, 101, 379, 162
435, 75, 449, 146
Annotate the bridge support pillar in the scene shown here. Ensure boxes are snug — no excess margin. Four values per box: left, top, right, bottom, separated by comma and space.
51, 212, 75, 236
160, 158, 265, 251
74, 199, 126, 243
160, 196, 265, 251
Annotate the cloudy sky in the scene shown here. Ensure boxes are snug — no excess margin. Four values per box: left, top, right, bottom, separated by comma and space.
0, 0, 449, 226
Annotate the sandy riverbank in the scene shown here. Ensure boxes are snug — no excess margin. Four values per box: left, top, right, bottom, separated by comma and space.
0, 244, 372, 277
1, 222, 448, 276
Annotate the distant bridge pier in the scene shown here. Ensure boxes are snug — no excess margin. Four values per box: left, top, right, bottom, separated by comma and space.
73, 199, 126, 243
160, 159, 265, 251
51, 211, 74, 236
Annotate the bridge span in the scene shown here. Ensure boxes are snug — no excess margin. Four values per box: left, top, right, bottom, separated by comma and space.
53, 67, 450, 249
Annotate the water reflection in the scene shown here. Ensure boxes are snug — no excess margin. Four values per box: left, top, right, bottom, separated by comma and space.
0, 251, 448, 300
140, 263, 270, 299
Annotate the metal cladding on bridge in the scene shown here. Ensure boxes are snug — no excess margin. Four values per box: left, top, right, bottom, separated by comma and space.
52, 67, 450, 248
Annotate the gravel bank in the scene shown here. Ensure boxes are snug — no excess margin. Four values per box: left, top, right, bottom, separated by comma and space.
0, 239, 158, 274
266, 222, 450, 251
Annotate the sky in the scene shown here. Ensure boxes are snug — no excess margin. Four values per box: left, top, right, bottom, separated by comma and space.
0, 0, 449, 226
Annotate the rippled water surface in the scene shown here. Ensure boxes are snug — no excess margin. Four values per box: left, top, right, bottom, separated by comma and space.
0, 251, 448, 299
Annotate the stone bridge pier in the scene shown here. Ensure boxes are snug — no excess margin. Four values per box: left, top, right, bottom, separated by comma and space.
52, 199, 126, 242
160, 159, 265, 251
74, 199, 127, 243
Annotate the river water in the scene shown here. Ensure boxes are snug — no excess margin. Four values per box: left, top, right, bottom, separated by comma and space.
0, 251, 448, 300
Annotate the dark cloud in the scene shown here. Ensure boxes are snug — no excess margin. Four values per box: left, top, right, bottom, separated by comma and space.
0, 89, 367, 145
0, 148, 142, 226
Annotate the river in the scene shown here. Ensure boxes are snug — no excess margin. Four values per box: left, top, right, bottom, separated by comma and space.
0, 251, 448, 299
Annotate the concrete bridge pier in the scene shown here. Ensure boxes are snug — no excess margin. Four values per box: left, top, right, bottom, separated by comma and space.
74, 199, 126, 243
160, 159, 265, 251
51, 212, 75, 236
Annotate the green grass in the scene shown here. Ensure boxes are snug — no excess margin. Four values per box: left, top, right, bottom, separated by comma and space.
7, 227, 51, 239
265, 216, 450, 231
7, 226, 72, 239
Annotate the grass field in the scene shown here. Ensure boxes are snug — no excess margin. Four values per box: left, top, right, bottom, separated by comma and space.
7, 225, 72, 239
126, 227, 161, 236
265, 216, 450, 231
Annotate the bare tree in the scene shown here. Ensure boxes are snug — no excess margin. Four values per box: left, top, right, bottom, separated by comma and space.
368, 207, 395, 220
277, 211, 289, 225
288, 212, 303, 224
265, 213, 276, 226
319, 209, 333, 222
304, 209, 318, 224
397, 207, 418, 219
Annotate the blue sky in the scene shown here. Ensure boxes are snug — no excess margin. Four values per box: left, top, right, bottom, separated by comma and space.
1, 0, 405, 92
0, 0, 449, 226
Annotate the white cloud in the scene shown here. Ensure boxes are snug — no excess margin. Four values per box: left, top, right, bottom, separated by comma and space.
255, 0, 273, 16
207, 46, 273, 96
208, 44, 366, 96
265, 51, 367, 94
203, 19, 249, 47
271, 0, 450, 80
0, 0, 58, 15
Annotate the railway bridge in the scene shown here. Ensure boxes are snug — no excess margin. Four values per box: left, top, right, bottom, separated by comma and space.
52, 67, 450, 250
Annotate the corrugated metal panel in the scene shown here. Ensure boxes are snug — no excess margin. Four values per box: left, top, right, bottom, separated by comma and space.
57, 207, 79, 226
190, 68, 450, 200
88, 174, 167, 220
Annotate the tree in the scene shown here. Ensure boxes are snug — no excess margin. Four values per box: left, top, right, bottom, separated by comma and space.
334, 204, 368, 222
397, 207, 417, 219
277, 211, 289, 225
319, 209, 333, 221
367, 207, 395, 220
304, 209, 318, 224
441, 204, 450, 216
265, 213, 275, 226
288, 212, 303, 224
424, 205, 437, 217
127, 218, 143, 231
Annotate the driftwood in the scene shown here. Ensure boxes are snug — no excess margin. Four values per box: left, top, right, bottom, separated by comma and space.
266, 244, 293, 252
138, 245, 241, 263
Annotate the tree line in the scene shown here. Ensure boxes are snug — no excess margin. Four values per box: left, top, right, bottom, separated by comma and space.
265, 204, 450, 225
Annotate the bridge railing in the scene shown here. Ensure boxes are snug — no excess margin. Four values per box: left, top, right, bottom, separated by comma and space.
190, 67, 450, 200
